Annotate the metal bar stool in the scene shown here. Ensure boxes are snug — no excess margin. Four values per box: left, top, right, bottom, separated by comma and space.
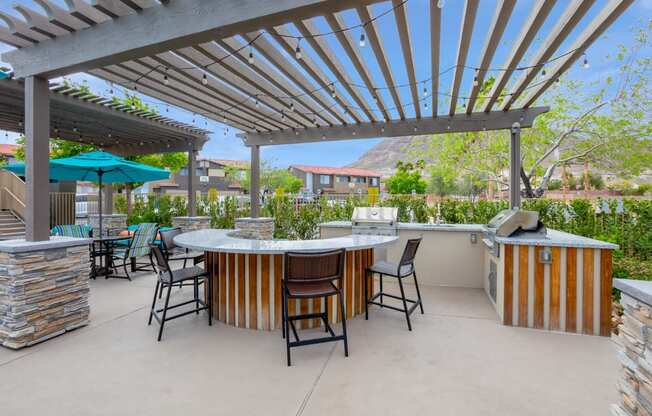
282, 249, 348, 366
158, 227, 205, 299
148, 244, 212, 341
364, 238, 424, 331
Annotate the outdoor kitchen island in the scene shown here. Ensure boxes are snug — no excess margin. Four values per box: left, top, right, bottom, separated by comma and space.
174, 229, 398, 331
320, 220, 617, 336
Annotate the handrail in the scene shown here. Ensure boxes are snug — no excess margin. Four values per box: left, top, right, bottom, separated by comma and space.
0, 169, 26, 220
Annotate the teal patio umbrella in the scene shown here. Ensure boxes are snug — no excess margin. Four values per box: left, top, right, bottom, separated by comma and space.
5, 150, 170, 235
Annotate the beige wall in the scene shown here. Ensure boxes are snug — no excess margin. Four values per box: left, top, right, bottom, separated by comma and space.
320, 225, 485, 288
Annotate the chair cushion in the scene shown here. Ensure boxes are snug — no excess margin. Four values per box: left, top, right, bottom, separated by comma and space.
161, 266, 208, 283
286, 281, 338, 298
368, 260, 414, 277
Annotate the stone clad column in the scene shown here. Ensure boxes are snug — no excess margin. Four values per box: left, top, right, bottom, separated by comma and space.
25, 76, 50, 241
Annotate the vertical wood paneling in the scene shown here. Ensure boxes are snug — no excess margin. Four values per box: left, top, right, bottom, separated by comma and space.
248, 254, 258, 330
367, 249, 374, 299
300, 299, 309, 329
274, 255, 282, 329
355, 250, 362, 315
503, 245, 513, 326
533, 246, 545, 329
566, 248, 577, 332
227, 253, 235, 325
518, 245, 529, 327
261, 254, 270, 330
550, 247, 561, 331
583, 249, 594, 335
237, 253, 245, 328
313, 296, 322, 328
600, 249, 613, 336
219, 252, 226, 323
346, 251, 353, 319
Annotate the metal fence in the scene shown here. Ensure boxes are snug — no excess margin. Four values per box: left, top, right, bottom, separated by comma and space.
49, 192, 76, 228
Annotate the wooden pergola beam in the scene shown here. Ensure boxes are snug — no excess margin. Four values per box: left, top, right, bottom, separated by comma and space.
242, 107, 549, 146
356, 5, 405, 120
392, 0, 420, 119
482, 0, 556, 113
501, 0, 595, 111
466, 0, 516, 114
448, 0, 479, 116
522, 0, 635, 108
430, 0, 441, 117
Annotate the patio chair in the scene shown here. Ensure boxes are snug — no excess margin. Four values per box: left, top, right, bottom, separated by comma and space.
148, 244, 212, 341
51, 224, 93, 238
282, 249, 348, 367
157, 227, 205, 298
109, 223, 158, 280
364, 237, 424, 331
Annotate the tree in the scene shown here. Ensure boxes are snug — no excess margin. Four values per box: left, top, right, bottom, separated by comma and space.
414, 23, 652, 198
237, 160, 303, 194
386, 160, 428, 194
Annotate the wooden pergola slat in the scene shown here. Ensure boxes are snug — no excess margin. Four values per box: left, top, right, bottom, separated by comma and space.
482, 0, 556, 113
392, 0, 421, 119
430, 0, 441, 116
522, 0, 635, 108
356, 5, 405, 120
324, 13, 391, 121
448, 0, 479, 116
465, 0, 516, 114
501, 0, 595, 111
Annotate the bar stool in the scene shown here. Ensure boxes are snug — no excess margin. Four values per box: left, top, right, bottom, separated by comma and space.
282, 249, 348, 367
364, 238, 424, 331
148, 244, 212, 341
158, 227, 205, 299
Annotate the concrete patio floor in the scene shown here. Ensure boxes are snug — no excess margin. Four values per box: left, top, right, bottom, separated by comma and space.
0, 267, 619, 416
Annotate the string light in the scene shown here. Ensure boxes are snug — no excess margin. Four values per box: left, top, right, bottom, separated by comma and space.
541, 67, 546, 77
437, 0, 445, 8
202, 73, 208, 85
290, 101, 295, 112
582, 53, 589, 69
255, 98, 259, 108
295, 39, 302, 60
359, 31, 366, 48
422, 83, 427, 97
473, 70, 479, 86
281, 110, 285, 120
164, 68, 169, 85
248, 47, 255, 65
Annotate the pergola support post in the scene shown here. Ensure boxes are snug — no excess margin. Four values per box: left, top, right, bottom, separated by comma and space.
103, 183, 113, 215
250, 145, 260, 218
187, 149, 197, 217
509, 122, 521, 209
25, 76, 50, 242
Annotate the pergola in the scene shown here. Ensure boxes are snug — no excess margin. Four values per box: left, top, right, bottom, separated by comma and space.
0, 0, 634, 241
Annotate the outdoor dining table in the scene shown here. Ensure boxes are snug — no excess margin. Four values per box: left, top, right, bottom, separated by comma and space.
90, 235, 130, 279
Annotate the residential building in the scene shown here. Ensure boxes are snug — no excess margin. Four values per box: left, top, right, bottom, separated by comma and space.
151, 158, 248, 196
289, 165, 381, 194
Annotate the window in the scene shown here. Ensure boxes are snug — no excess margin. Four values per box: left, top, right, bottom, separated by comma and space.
336, 175, 348, 183
370, 177, 379, 186
179, 167, 188, 176
351, 176, 364, 184
195, 168, 204, 177
319, 175, 330, 185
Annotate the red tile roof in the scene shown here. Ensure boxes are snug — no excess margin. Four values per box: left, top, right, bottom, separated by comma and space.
0, 144, 19, 156
291, 165, 381, 177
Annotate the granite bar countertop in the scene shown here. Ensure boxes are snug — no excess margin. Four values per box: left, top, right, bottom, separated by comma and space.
320, 221, 485, 233
614, 279, 652, 305
0, 236, 92, 253
174, 228, 398, 254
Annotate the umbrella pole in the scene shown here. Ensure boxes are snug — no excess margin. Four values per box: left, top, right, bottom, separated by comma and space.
98, 171, 103, 237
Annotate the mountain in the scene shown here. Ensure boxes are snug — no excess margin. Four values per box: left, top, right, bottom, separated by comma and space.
347, 135, 432, 177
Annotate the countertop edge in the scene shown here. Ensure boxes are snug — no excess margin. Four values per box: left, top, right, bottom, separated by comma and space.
614, 279, 652, 306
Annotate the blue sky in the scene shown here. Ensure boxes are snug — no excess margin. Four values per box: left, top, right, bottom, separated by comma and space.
1, 0, 650, 167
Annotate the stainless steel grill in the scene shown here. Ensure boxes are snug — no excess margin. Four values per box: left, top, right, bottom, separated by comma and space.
351, 207, 398, 236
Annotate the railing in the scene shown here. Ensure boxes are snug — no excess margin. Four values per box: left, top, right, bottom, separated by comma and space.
0, 170, 26, 219
50, 192, 76, 228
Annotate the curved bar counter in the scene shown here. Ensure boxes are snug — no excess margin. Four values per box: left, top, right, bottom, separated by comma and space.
175, 229, 398, 331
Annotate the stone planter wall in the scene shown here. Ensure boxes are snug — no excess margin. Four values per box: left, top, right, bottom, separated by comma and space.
234, 217, 274, 240
613, 279, 652, 416
0, 238, 91, 349
172, 216, 211, 233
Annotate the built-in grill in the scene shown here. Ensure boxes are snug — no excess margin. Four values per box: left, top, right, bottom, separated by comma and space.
351, 207, 398, 236
483, 209, 546, 256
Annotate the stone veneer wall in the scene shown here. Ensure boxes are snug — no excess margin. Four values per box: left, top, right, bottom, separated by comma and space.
172, 216, 211, 232
234, 217, 275, 240
613, 284, 652, 416
87, 214, 127, 236
0, 242, 91, 349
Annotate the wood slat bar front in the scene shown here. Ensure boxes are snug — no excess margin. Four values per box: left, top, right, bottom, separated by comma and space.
203, 248, 375, 330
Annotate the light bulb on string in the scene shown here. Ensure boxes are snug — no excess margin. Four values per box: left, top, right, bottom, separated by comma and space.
424, 101, 428, 110
255, 98, 259, 108
473, 70, 479, 86
248, 47, 254, 65
295, 39, 302, 60
202, 73, 208, 85
541, 67, 547, 78
109, 82, 114, 95
290, 101, 295, 112
359, 31, 366, 48
437, 0, 445, 8
423, 83, 427, 97
582, 53, 589, 69
164, 67, 169, 85
280, 110, 285, 121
